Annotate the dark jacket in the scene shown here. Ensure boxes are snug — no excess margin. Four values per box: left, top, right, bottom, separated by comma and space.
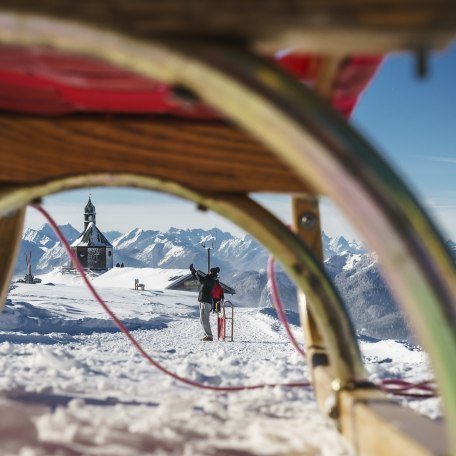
191, 270, 217, 304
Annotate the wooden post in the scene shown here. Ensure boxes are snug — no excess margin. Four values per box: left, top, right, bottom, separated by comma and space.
0, 208, 25, 313
291, 195, 335, 411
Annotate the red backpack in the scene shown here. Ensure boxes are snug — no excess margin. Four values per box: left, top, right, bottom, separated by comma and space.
212, 281, 224, 300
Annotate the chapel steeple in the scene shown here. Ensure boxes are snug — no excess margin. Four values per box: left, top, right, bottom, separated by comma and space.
71, 195, 114, 271
84, 195, 96, 229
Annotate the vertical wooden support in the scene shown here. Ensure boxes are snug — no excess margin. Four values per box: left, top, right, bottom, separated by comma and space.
314, 56, 344, 102
292, 195, 334, 411
0, 208, 25, 312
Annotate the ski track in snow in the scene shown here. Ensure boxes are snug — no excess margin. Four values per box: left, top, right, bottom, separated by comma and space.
0, 278, 440, 455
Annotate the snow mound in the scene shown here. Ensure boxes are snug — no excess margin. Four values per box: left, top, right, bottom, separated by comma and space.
38, 267, 188, 290
93, 267, 188, 290
0, 300, 169, 335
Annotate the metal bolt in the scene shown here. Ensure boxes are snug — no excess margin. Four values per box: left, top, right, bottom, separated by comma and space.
299, 211, 316, 229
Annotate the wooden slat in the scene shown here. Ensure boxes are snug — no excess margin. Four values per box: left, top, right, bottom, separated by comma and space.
292, 196, 333, 411
314, 57, 344, 102
0, 116, 312, 194
1, 1, 455, 52
0, 208, 25, 313
339, 389, 448, 455
291, 62, 348, 409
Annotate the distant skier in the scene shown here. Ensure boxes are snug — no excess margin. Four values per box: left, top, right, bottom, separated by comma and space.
190, 264, 219, 341
212, 279, 224, 313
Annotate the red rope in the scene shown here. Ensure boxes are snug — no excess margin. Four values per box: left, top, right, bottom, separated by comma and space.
267, 257, 306, 358
379, 379, 436, 398
266, 256, 437, 399
32, 204, 311, 392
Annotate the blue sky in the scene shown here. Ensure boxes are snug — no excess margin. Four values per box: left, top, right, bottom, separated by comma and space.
351, 43, 456, 241
26, 43, 456, 241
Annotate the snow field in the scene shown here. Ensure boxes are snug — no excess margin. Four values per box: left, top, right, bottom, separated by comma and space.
0, 271, 439, 455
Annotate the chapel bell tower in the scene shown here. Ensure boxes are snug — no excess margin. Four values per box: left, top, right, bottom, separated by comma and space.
84, 195, 96, 229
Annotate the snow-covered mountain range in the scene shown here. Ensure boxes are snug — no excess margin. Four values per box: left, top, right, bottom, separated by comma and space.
16, 223, 455, 341
16, 224, 368, 275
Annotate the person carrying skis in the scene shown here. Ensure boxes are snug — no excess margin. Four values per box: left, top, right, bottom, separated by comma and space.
212, 278, 224, 313
189, 264, 219, 341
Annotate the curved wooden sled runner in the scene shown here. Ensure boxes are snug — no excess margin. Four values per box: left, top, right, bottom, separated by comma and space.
0, 3, 455, 455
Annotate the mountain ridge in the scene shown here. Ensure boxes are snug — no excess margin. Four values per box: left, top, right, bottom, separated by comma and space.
17, 223, 369, 275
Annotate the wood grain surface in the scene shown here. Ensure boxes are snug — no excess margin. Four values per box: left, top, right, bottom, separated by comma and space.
339, 389, 447, 455
1, 1, 455, 52
0, 116, 313, 194
0, 209, 25, 313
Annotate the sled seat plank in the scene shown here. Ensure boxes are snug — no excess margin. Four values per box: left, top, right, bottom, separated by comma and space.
0, 116, 313, 195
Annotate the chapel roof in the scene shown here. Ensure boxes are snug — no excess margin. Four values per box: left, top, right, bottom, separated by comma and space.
71, 222, 113, 248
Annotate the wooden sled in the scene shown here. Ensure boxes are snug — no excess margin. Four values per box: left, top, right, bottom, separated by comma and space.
217, 300, 234, 342
0, 2, 454, 454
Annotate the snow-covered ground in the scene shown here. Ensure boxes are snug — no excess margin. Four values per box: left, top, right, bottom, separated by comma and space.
0, 269, 440, 455
37, 267, 189, 291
